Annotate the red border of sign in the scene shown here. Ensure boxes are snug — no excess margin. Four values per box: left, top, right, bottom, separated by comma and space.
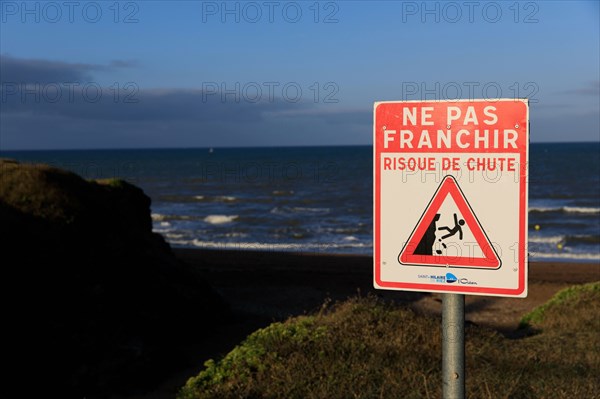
373, 99, 528, 297
398, 175, 501, 269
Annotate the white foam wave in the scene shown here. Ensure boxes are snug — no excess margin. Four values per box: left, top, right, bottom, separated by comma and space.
190, 240, 371, 251
529, 235, 563, 244
204, 215, 238, 224
216, 196, 236, 202
194, 195, 205, 200
152, 213, 195, 222
530, 252, 600, 261
529, 206, 600, 214
151, 213, 167, 221
563, 206, 600, 214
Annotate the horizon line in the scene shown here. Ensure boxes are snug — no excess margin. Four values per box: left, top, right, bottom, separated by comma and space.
2, 140, 599, 152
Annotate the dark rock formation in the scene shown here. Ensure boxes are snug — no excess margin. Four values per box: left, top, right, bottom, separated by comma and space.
0, 160, 228, 398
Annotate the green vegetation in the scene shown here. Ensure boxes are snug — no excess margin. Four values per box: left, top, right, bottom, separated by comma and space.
0, 160, 88, 222
95, 177, 128, 188
520, 282, 600, 328
181, 284, 600, 399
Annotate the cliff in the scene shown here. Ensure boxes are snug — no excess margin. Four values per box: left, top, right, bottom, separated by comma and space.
0, 159, 228, 397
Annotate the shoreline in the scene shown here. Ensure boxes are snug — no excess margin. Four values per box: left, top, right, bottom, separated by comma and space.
175, 247, 599, 278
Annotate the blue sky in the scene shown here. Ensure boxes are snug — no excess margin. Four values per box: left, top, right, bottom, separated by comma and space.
1, 0, 598, 149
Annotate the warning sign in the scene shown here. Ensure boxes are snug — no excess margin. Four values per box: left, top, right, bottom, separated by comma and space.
373, 99, 528, 297
398, 175, 501, 269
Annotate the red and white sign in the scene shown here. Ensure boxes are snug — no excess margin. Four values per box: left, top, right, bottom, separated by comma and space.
373, 99, 528, 297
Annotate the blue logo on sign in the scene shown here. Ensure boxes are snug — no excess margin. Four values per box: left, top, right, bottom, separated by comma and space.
446, 273, 458, 283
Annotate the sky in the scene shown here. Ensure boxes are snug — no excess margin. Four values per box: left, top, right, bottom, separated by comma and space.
0, 0, 599, 150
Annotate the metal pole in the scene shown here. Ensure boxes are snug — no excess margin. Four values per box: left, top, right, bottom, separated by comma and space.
442, 293, 465, 399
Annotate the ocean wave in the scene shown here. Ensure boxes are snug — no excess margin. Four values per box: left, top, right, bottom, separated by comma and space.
293, 206, 330, 214
529, 252, 600, 262
330, 226, 370, 235
563, 206, 600, 214
189, 239, 371, 252
192, 195, 236, 202
151, 213, 167, 221
529, 235, 563, 244
225, 232, 248, 238
215, 195, 237, 202
270, 206, 331, 215
204, 214, 238, 224
152, 213, 193, 221
270, 206, 330, 215
529, 206, 600, 214
529, 234, 599, 246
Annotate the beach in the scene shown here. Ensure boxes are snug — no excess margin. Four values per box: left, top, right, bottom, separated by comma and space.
175, 249, 599, 332
134, 249, 599, 399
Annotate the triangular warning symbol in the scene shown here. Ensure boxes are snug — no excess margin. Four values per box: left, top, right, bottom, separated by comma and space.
398, 176, 501, 269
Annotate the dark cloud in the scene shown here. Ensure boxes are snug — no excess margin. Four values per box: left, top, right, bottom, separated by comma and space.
0, 106, 371, 150
0, 56, 329, 126
0, 85, 298, 123
1, 54, 99, 84
0, 54, 137, 84
0, 55, 368, 149
266, 108, 371, 125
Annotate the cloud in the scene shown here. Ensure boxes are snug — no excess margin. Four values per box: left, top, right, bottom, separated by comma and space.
1, 55, 596, 150
0, 86, 275, 123
0, 54, 137, 84
0, 55, 354, 127
264, 107, 371, 125
0, 55, 370, 149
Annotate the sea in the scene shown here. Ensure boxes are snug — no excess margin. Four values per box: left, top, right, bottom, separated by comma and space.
2, 143, 599, 263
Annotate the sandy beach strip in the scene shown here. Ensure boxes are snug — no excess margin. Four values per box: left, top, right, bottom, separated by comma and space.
175, 248, 599, 333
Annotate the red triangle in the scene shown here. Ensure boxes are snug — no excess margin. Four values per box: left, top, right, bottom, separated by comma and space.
398, 176, 501, 269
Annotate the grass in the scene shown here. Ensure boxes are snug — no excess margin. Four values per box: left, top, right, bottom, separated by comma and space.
0, 160, 144, 228
0, 160, 87, 222
520, 282, 600, 328
180, 282, 600, 399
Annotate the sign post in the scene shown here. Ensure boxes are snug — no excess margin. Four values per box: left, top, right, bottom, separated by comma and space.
373, 99, 529, 397
442, 293, 464, 398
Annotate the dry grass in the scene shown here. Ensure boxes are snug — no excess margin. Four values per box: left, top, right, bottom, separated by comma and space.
180, 282, 600, 399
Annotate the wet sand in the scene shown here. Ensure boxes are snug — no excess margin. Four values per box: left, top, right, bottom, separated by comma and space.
175, 249, 599, 333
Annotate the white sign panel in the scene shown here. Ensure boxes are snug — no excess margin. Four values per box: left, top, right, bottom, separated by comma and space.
374, 99, 528, 297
